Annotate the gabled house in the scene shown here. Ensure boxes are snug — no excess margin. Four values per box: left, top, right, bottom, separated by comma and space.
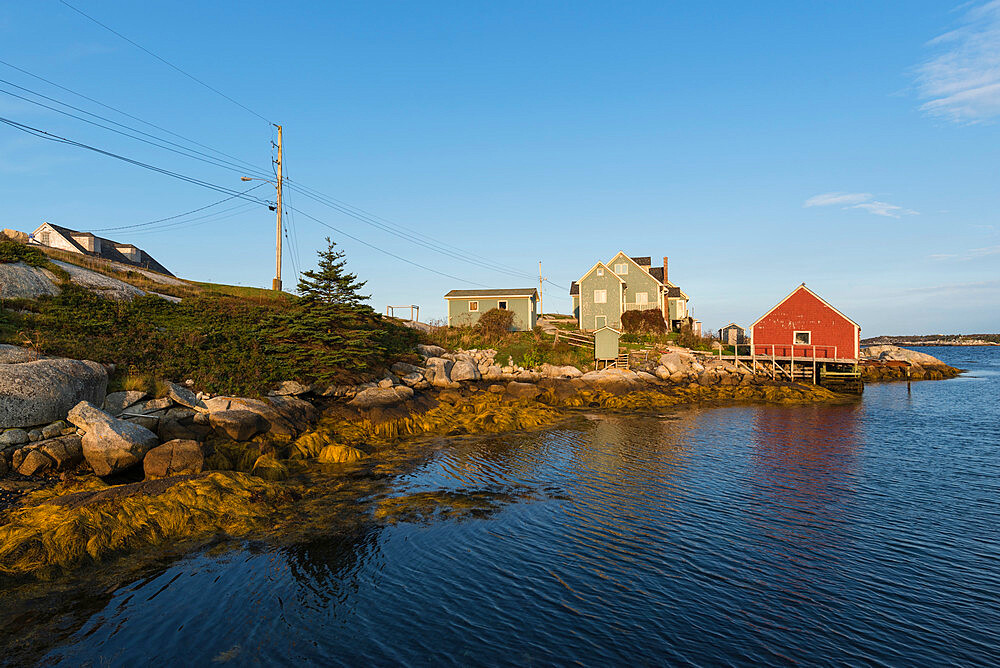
750, 284, 860, 361
29, 222, 173, 276
571, 253, 691, 332
444, 288, 538, 331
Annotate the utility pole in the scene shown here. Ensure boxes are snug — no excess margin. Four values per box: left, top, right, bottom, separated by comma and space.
273, 124, 283, 292
538, 260, 545, 317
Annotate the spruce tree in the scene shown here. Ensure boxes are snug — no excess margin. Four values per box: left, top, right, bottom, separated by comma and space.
296, 237, 370, 305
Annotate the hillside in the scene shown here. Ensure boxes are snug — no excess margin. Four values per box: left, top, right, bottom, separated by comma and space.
0, 238, 419, 395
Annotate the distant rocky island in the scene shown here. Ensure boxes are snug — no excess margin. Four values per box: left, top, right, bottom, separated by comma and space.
862, 334, 999, 347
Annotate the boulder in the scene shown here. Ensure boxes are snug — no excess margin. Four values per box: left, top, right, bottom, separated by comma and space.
67, 401, 159, 476
0, 344, 39, 364
167, 382, 208, 412
348, 386, 414, 409
40, 421, 65, 440
0, 357, 107, 429
450, 360, 481, 382
158, 417, 211, 442
204, 397, 293, 436
143, 439, 205, 478
653, 365, 672, 381
505, 381, 541, 400
540, 364, 583, 379
658, 352, 700, 375
0, 429, 29, 447
28, 429, 42, 442
17, 449, 53, 476
636, 371, 659, 384
267, 395, 317, 426
391, 361, 423, 376
38, 434, 84, 470
426, 358, 456, 388
269, 380, 311, 396
103, 390, 147, 417
377, 379, 394, 389
416, 344, 446, 358
861, 345, 947, 367
399, 371, 425, 387
482, 365, 504, 380
130, 397, 173, 415
0, 262, 60, 300
209, 410, 269, 441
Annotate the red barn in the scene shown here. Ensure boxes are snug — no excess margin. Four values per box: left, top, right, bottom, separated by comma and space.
750, 284, 860, 362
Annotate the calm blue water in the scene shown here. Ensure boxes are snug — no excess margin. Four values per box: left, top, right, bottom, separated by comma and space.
9, 347, 1000, 666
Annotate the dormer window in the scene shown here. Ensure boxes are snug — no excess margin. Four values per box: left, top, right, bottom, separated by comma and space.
596, 268, 604, 276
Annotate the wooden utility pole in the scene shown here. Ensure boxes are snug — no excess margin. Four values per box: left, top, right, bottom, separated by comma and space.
538, 260, 544, 317
273, 124, 284, 292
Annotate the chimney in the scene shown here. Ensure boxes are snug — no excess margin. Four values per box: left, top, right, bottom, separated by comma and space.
662, 256, 668, 284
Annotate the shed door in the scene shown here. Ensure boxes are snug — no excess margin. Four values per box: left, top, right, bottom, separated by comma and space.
595, 315, 606, 329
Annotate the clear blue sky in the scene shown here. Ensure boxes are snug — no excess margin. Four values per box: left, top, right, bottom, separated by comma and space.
2, 1, 998, 335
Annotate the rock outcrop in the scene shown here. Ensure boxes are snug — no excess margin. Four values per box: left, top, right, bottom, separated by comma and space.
143, 439, 205, 478
0, 351, 108, 429
67, 401, 159, 476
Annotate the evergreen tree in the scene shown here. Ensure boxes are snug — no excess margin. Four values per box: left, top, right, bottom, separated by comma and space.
296, 237, 370, 305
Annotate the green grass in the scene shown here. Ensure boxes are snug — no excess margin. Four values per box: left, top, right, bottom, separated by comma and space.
192, 281, 292, 302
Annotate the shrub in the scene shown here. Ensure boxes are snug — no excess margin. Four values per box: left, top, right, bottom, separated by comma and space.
0, 239, 47, 267
620, 309, 666, 334
474, 308, 515, 341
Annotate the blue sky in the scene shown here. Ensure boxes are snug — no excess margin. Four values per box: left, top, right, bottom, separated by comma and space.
2, 1, 999, 335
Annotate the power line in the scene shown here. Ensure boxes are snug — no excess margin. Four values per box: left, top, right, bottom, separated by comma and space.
0, 115, 271, 205
0, 80, 271, 178
0, 57, 269, 178
284, 181, 537, 281
58, 0, 271, 124
289, 205, 494, 289
90, 183, 267, 232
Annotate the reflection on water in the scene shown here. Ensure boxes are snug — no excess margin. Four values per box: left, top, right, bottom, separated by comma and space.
2, 347, 999, 666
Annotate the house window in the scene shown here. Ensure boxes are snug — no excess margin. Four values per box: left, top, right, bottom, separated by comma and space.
595, 315, 607, 329
614, 263, 628, 275
794, 331, 811, 345
469, 301, 479, 312
594, 289, 607, 304
596, 268, 604, 276
635, 292, 648, 305
39, 231, 50, 246
498, 300, 508, 310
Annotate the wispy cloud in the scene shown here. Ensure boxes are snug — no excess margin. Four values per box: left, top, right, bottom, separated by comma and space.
804, 192, 918, 218
804, 192, 872, 207
916, 1, 1000, 123
929, 244, 1000, 260
905, 279, 1000, 296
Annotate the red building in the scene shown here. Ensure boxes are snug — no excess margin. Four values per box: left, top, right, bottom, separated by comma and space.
750, 284, 860, 361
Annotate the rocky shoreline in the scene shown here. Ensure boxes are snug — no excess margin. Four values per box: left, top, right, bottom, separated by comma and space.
0, 341, 957, 579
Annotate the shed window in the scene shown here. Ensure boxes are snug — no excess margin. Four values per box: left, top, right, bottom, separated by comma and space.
469, 301, 479, 312
794, 331, 811, 345
635, 292, 648, 305
596, 268, 604, 276
614, 263, 628, 275
595, 315, 607, 329
498, 301, 508, 310
39, 231, 50, 245
594, 289, 607, 304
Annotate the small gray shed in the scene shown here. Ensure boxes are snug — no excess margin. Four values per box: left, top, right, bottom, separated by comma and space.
594, 326, 621, 363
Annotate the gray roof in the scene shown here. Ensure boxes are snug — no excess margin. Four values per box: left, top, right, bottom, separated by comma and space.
630, 256, 651, 266
569, 281, 579, 295
649, 266, 664, 282
444, 288, 537, 298
667, 286, 682, 298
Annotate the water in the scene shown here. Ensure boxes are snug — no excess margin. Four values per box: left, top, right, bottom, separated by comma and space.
4, 347, 1000, 666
